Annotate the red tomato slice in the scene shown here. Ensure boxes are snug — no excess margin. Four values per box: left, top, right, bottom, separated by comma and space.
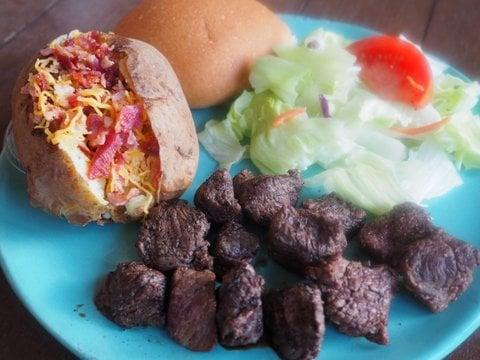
348, 35, 433, 109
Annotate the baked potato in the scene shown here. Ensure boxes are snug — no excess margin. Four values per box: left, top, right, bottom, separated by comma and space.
11, 30, 199, 225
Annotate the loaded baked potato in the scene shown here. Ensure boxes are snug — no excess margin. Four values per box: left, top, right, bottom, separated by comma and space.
12, 30, 198, 225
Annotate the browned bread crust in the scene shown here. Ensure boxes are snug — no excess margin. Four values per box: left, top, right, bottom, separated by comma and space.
115, 0, 293, 108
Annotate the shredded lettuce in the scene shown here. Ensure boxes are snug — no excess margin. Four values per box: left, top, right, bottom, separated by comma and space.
335, 87, 441, 128
399, 142, 462, 202
275, 44, 359, 104
433, 74, 480, 117
433, 112, 480, 168
355, 128, 408, 161
250, 116, 357, 174
198, 28, 480, 214
249, 37, 359, 113
307, 150, 412, 214
306, 143, 462, 214
197, 119, 246, 169
249, 56, 309, 104
226, 91, 254, 140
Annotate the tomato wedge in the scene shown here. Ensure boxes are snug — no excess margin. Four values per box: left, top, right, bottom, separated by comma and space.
348, 35, 433, 109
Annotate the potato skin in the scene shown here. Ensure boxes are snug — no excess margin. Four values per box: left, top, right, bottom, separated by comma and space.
11, 57, 111, 225
114, 36, 199, 201
11, 34, 198, 225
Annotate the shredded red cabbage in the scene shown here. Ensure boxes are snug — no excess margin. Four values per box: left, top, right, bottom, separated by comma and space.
320, 95, 331, 118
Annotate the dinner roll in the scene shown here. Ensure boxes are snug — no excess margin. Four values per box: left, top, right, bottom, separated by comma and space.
115, 0, 293, 108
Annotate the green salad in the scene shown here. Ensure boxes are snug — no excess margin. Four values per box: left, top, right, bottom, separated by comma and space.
198, 29, 480, 214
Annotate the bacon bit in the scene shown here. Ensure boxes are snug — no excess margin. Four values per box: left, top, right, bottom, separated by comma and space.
272, 108, 307, 128
44, 107, 65, 123
70, 70, 101, 88
107, 188, 141, 206
406, 75, 425, 92
90, 31, 103, 44
95, 43, 112, 61
87, 54, 101, 71
391, 118, 450, 137
52, 111, 67, 130
35, 73, 50, 91
88, 130, 123, 179
67, 94, 79, 107
63, 38, 75, 47
104, 116, 113, 128
74, 33, 101, 54
24, 83, 41, 97
114, 153, 126, 165
103, 63, 119, 89
40, 47, 53, 56
100, 56, 115, 69
117, 105, 143, 133
100, 74, 107, 88
53, 47, 76, 70
86, 113, 105, 132
86, 114, 109, 147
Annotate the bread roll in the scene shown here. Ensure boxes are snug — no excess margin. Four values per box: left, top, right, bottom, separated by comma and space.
115, 0, 293, 108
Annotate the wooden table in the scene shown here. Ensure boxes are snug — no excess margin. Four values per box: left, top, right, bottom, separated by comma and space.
0, 0, 478, 358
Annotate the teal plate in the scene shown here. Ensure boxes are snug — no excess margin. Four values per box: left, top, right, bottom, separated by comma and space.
0, 15, 479, 360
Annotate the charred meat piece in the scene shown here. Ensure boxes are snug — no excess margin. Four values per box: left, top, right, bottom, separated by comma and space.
167, 267, 217, 351
265, 284, 325, 360
233, 169, 303, 226
267, 206, 347, 272
302, 193, 367, 238
95, 262, 167, 328
399, 231, 480, 312
194, 169, 243, 226
306, 256, 397, 345
213, 221, 260, 278
359, 202, 436, 263
216, 264, 265, 347
136, 200, 213, 272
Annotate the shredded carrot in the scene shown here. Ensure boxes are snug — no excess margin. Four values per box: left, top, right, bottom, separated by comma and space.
272, 108, 306, 128
391, 118, 450, 136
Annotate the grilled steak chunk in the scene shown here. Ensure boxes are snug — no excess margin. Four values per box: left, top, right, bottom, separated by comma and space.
359, 202, 436, 263
194, 169, 243, 226
399, 231, 480, 312
302, 193, 367, 238
95, 262, 167, 328
167, 267, 217, 351
233, 169, 303, 226
267, 206, 346, 272
136, 200, 212, 272
213, 221, 260, 278
265, 283, 325, 360
216, 264, 265, 347
306, 256, 397, 345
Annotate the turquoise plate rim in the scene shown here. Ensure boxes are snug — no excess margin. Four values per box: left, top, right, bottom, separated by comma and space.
0, 14, 479, 360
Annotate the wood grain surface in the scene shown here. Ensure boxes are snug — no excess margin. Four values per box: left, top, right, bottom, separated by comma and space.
0, 0, 478, 359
